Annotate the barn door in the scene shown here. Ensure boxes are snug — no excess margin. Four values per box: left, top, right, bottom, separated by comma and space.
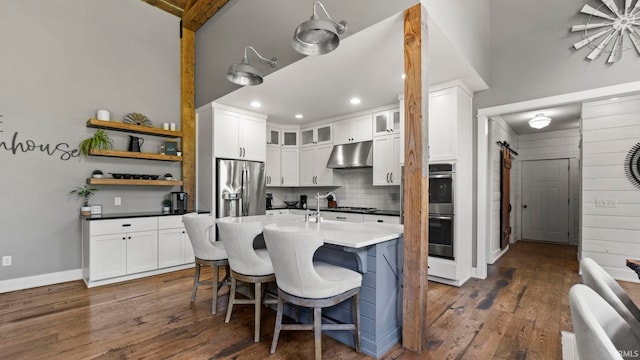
500, 147, 512, 249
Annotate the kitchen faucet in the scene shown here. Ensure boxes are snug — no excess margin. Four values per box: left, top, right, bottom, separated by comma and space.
313, 192, 335, 223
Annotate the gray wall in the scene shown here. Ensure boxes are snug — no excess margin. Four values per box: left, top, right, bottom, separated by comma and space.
195, 0, 416, 107
0, 0, 180, 281
475, 0, 640, 109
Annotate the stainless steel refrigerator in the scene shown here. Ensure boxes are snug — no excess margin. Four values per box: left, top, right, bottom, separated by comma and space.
216, 158, 266, 218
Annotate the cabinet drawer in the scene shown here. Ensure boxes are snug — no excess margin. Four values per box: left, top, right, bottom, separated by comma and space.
322, 212, 364, 223
158, 215, 187, 229
90, 217, 157, 235
362, 214, 400, 224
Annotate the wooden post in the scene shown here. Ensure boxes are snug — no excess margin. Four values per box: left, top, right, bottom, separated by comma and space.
402, 3, 429, 353
180, 25, 196, 210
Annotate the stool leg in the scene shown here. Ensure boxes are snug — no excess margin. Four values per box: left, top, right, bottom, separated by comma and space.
270, 296, 284, 354
225, 277, 237, 323
254, 282, 262, 342
352, 292, 361, 353
314, 307, 322, 360
212, 265, 219, 314
191, 263, 201, 303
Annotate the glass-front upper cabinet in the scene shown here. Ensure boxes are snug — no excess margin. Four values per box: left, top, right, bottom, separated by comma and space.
282, 129, 298, 147
301, 124, 332, 147
266, 126, 280, 146
373, 108, 400, 137
267, 126, 298, 147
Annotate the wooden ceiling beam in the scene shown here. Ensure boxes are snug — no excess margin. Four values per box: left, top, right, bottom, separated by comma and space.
140, 0, 184, 17
181, 0, 229, 31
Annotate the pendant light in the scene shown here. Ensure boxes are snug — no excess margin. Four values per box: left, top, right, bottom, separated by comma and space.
293, 1, 347, 55
226, 46, 278, 86
528, 113, 552, 129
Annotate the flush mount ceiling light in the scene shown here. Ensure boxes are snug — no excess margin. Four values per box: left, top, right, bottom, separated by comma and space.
294, 114, 304, 119
528, 113, 552, 129
226, 46, 277, 86
292, 1, 347, 55
349, 97, 361, 105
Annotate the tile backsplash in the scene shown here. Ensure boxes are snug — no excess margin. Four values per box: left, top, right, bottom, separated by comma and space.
267, 168, 400, 211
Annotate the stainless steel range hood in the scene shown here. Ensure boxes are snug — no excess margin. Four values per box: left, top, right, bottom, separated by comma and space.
326, 140, 373, 169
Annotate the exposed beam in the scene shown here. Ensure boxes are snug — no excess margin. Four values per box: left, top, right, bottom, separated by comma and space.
181, 26, 196, 211
182, 0, 229, 31
140, 0, 184, 17
402, 3, 429, 353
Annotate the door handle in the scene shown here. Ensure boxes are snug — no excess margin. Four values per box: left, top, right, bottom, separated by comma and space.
281, 177, 284, 185
239, 147, 243, 157
390, 172, 393, 183
386, 173, 390, 183
523, 205, 528, 208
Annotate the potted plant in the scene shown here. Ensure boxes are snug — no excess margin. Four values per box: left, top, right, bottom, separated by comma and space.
70, 185, 98, 216
79, 129, 112, 156
162, 199, 171, 213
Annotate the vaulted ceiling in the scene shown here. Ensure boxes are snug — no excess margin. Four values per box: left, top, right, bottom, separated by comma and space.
140, 0, 228, 30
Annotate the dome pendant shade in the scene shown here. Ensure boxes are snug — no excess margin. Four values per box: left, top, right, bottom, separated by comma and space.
528, 113, 552, 129
226, 46, 277, 86
293, 1, 347, 55
227, 62, 264, 86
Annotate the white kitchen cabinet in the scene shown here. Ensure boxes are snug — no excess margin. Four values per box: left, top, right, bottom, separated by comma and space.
266, 146, 281, 187
85, 217, 158, 282
267, 126, 298, 147
373, 108, 400, 137
281, 148, 299, 186
373, 134, 401, 186
363, 214, 400, 224
213, 107, 266, 161
299, 144, 333, 186
158, 216, 194, 268
333, 114, 372, 145
428, 85, 471, 162
301, 124, 332, 147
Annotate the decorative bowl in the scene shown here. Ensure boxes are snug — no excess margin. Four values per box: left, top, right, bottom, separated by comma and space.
141, 175, 151, 180
150, 175, 159, 180
132, 174, 142, 179
122, 174, 133, 179
284, 200, 299, 207
110, 173, 123, 179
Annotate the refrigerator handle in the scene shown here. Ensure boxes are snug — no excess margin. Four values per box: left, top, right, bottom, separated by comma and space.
242, 167, 249, 216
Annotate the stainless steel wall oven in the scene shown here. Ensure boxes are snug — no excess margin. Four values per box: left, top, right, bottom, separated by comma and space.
429, 163, 454, 259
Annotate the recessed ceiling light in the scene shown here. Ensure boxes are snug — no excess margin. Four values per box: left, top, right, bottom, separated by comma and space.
250, 101, 261, 108
350, 97, 361, 105
295, 114, 304, 119
401, 73, 406, 80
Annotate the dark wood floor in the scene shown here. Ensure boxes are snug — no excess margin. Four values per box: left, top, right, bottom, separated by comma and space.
2, 241, 634, 359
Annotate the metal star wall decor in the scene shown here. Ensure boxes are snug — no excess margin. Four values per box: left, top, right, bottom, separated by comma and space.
571, 0, 640, 63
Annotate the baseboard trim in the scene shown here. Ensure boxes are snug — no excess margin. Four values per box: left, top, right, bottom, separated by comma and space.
0, 269, 83, 293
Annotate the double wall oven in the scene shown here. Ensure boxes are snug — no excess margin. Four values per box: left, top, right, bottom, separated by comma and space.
399, 163, 455, 260
429, 163, 454, 259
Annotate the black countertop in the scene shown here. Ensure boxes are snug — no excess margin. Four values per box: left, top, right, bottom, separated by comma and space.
267, 206, 400, 217
84, 210, 209, 221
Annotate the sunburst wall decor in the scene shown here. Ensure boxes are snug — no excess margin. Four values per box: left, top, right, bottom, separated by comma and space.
571, 0, 640, 63
625, 142, 640, 189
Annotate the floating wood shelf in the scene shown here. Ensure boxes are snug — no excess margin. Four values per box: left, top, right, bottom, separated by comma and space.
89, 149, 182, 161
86, 119, 182, 138
87, 178, 183, 186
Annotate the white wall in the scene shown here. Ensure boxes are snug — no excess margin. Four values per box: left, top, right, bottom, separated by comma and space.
0, 0, 179, 282
488, 116, 518, 263
518, 129, 581, 245
581, 95, 640, 282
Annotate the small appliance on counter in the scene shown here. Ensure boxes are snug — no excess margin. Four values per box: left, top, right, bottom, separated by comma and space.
170, 191, 188, 213
300, 195, 307, 209
266, 193, 273, 209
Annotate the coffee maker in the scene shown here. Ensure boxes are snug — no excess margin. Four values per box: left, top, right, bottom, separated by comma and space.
170, 191, 188, 213
266, 193, 273, 209
300, 195, 307, 209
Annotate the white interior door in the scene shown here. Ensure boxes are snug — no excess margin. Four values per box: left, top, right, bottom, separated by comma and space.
521, 159, 569, 243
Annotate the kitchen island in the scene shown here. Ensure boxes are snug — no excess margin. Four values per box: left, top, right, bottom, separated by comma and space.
219, 214, 404, 359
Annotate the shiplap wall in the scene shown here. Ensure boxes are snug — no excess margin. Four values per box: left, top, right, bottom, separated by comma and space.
488, 116, 519, 264
582, 95, 640, 282
518, 129, 581, 245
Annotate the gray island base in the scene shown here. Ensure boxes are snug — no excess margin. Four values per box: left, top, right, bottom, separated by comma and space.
219, 215, 404, 358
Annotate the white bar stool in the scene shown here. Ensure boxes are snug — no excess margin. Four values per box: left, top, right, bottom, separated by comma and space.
217, 220, 276, 342
263, 223, 362, 360
182, 213, 230, 315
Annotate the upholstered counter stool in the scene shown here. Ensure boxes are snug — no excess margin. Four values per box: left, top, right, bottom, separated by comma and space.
217, 220, 276, 342
263, 223, 362, 360
182, 213, 230, 315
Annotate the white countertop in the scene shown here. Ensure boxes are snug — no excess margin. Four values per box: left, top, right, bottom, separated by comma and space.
218, 214, 403, 248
